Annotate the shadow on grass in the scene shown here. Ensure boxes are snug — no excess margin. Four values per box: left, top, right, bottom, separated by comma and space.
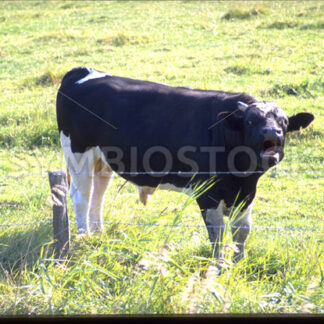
21, 69, 65, 89
241, 253, 290, 283
263, 21, 298, 30
0, 223, 53, 274
260, 21, 324, 30
222, 7, 268, 20
261, 79, 323, 99
224, 65, 271, 76
0, 120, 60, 149
96, 32, 150, 47
286, 127, 322, 142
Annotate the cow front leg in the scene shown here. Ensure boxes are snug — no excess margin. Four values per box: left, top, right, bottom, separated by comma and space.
201, 204, 225, 259
231, 203, 253, 262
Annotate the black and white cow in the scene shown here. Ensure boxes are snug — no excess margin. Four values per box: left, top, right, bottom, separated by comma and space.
56, 67, 314, 261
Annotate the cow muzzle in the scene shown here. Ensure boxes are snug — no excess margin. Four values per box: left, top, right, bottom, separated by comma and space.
259, 129, 283, 168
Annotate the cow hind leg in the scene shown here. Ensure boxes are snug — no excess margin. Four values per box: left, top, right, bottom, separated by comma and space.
88, 159, 114, 232
69, 171, 93, 235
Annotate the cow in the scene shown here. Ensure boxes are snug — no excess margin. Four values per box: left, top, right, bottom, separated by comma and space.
56, 67, 314, 262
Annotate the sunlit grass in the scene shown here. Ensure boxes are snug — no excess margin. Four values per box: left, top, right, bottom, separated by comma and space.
0, 0, 323, 315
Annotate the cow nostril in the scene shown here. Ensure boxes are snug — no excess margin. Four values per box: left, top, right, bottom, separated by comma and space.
262, 128, 282, 136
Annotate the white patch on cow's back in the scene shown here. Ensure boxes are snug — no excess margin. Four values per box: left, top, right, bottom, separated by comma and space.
75, 68, 110, 85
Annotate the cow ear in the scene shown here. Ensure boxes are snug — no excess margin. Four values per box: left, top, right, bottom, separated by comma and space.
218, 111, 243, 131
287, 112, 314, 132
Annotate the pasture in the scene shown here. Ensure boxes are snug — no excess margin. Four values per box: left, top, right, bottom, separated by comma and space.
0, 0, 323, 315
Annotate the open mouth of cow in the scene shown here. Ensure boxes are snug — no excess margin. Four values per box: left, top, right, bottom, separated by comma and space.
260, 139, 281, 166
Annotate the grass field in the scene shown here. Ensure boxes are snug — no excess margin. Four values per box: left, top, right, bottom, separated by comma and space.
0, 0, 323, 315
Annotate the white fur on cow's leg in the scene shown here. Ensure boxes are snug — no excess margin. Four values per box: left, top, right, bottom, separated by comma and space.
88, 160, 114, 232
69, 173, 93, 234
231, 203, 253, 262
60, 131, 99, 234
202, 203, 225, 259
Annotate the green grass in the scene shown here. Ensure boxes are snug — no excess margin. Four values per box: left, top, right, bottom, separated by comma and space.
0, 0, 323, 315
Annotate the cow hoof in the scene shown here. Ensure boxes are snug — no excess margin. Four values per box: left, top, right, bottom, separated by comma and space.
205, 264, 221, 279
206, 258, 230, 277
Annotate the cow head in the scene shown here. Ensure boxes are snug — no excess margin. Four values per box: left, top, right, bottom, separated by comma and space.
223, 101, 314, 170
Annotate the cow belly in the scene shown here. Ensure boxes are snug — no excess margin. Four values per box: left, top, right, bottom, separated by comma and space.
137, 183, 193, 205
60, 132, 191, 229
